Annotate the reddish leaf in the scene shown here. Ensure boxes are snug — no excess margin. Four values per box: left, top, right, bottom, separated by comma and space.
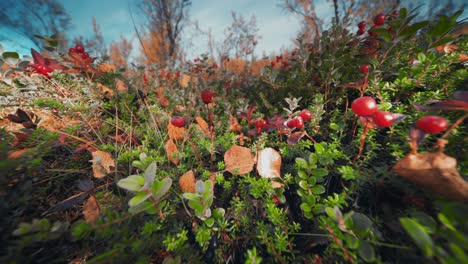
287, 131, 306, 145
414, 100, 468, 111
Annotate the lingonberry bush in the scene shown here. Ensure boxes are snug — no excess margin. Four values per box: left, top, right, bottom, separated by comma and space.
0, 6, 467, 264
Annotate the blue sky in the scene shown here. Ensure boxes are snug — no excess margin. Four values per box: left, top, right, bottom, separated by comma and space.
0, 0, 313, 60
0, 0, 465, 61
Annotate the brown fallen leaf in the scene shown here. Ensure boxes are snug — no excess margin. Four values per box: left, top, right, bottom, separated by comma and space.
96, 83, 114, 96
90, 150, 115, 178
7, 148, 33, 159
167, 123, 186, 141
83, 196, 100, 223
165, 139, 180, 165
229, 115, 242, 132
115, 78, 129, 93
195, 116, 210, 137
180, 74, 191, 88
224, 145, 255, 175
393, 151, 468, 202
97, 63, 116, 73
179, 170, 196, 193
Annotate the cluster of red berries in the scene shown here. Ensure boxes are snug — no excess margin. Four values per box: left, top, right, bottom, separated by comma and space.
170, 90, 216, 128
351, 96, 395, 127
357, 13, 386, 36
286, 110, 313, 129
69, 44, 90, 60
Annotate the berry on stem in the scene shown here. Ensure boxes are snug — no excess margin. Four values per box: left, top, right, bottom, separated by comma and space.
171, 116, 186, 127
357, 28, 366, 35
359, 64, 370, 73
75, 44, 85, 53
299, 109, 313, 121
416, 116, 448, 134
373, 110, 394, 127
358, 21, 366, 29
351, 97, 378, 116
374, 13, 386, 26
201, 89, 214, 104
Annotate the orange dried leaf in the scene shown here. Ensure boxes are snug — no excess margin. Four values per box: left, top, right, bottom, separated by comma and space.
96, 83, 114, 96
224, 145, 254, 175
195, 116, 210, 136
90, 150, 115, 178
167, 123, 186, 141
393, 152, 468, 202
165, 139, 179, 165
83, 196, 100, 223
179, 170, 196, 193
229, 115, 242, 132
180, 74, 191, 88
115, 78, 128, 93
7, 148, 33, 159
97, 63, 116, 72
257, 148, 282, 182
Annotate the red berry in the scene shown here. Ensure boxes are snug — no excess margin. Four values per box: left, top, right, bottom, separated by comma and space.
374, 13, 386, 26
359, 64, 370, 73
294, 116, 304, 128
358, 21, 366, 29
392, 10, 399, 16
351, 97, 378, 116
69, 48, 76, 54
272, 196, 280, 205
201, 89, 214, 104
357, 28, 366, 35
373, 110, 394, 127
171, 116, 186, 127
81, 52, 90, 59
416, 116, 448, 134
75, 44, 85, 53
254, 119, 267, 129
194, 58, 200, 62
287, 118, 297, 129
299, 110, 312, 121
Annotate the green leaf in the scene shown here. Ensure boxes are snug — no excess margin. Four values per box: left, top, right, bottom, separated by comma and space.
188, 200, 203, 215
311, 185, 325, 195
117, 175, 144, 192
128, 192, 151, 207
2, 52, 20, 65
399, 21, 429, 38
305, 194, 316, 205
144, 162, 157, 185
437, 213, 455, 231
308, 176, 316, 185
183, 193, 199, 201
400, 217, 434, 257
369, 28, 393, 41
300, 203, 311, 213
351, 213, 373, 233
204, 217, 215, 227
312, 168, 328, 178
298, 180, 308, 190
399, 8, 407, 19
325, 207, 336, 220
297, 170, 308, 179
295, 158, 308, 169
429, 36, 454, 49
152, 177, 172, 200
429, 18, 452, 37
314, 143, 324, 154
213, 208, 225, 219
358, 241, 375, 262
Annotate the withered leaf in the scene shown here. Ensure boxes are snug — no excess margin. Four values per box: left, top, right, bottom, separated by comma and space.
287, 131, 306, 145
115, 78, 128, 93
257, 148, 282, 179
83, 196, 100, 223
195, 116, 210, 136
393, 152, 468, 202
167, 123, 186, 141
165, 139, 180, 165
90, 150, 115, 178
179, 170, 196, 193
229, 114, 242, 132
224, 145, 255, 175
96, 83, 114, 96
